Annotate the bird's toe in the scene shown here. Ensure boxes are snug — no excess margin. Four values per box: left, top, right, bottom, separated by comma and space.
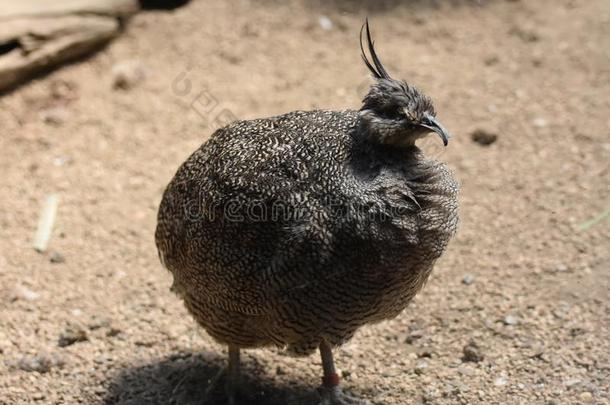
317, 386, 371, 405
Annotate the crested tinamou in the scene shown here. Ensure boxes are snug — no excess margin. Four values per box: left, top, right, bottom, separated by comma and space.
156, 20, 458, 405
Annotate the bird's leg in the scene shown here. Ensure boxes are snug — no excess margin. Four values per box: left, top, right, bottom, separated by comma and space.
202, 345, 241, 405
226, 345, 240, 405
317, 340, 370, 405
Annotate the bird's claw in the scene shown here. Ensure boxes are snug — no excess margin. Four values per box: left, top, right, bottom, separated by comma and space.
317, 386, 371, 405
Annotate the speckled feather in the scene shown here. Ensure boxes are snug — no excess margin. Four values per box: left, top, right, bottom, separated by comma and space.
155, 108, 458, 355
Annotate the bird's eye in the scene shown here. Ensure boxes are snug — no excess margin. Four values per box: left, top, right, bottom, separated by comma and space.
403, 109, 417, 122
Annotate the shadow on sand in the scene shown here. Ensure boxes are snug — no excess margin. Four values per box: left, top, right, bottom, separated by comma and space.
104, 351, 367, 405
303, 0, 497, 14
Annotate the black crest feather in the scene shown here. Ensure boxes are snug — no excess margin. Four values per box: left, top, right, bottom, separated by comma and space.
360, 19, 392, 80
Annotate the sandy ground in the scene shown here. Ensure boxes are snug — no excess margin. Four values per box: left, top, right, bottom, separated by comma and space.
0, 0, 609, 404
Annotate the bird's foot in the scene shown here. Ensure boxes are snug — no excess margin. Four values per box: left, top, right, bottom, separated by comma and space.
202, 366, 241, 405
317, 386, 371, 405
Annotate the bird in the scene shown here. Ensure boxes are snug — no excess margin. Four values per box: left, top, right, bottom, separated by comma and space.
155, 20, 459, 405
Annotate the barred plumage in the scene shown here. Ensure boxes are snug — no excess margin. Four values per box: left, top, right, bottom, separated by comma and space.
155, 21, 458, 404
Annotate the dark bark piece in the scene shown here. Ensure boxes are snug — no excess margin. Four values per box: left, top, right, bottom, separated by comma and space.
0, 0, 138, 20
0, 0, 139, 92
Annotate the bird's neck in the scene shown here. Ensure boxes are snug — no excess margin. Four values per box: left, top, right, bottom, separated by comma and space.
353, 121, 420, 162
355, 113, 416, 148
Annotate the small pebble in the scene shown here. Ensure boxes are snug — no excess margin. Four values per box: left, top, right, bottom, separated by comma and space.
462, 340, 484, 363
471, 129, 498, 146
579, 392, 592, 401
49, 252, 65, 264
462, 274, 475, 285
58, 326, 88, 347
15, 353, 64, 373
94, 355, 112, 365
112, 60, 146, 90
503, 315, 520, 326
484, 55, 499, 66
14, 285, 39, 301
564, 378, 581, 389
533, 117, 548, 128
318, 16, 333, 31
17, 356, 52, 373
52, 156, 73, 167
414, 360, 428, 375
405, 329, 424, 344
494, 376, 508, 386
417, 350, 433, 358
552, 307, 569, 319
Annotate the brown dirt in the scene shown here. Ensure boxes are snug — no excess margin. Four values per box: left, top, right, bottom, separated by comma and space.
0, 0, 608, 404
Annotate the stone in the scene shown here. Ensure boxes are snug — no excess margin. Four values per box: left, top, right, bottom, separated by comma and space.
13, 285, 39, 301
111, 60, 146, 90
15, 353, 64, 373
503, 315, 520, 326
494, 376, 508, 386
318, 16, 333, 31
564, 378, 581, 389
471, 129, 498, 146
462, 340, 484, 363
533, 117, 548, 128
414, 360, 428, 375
579, 392, 592, 401
405, 329, 424, 344
462, 274, 475, 285
58, 326, 88, 347
49, 251, 65, 264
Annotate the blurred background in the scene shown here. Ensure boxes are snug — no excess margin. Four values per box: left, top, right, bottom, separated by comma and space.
0, 0, 608, 404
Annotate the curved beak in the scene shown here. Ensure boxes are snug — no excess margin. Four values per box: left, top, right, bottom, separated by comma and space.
420, 114, 451, 146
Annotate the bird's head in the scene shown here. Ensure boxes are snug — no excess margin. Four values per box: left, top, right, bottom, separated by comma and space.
358, 21, 451, 148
